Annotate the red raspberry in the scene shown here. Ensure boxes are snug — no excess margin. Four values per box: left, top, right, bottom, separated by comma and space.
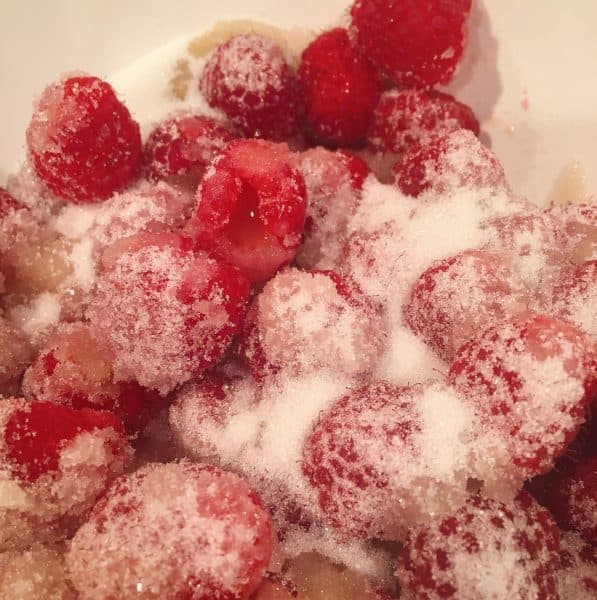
142, 114, 234, 186
302, 381, 480, 540
368, 89, 480, 155
240, 269, 385, 382
529, 457, 597, 544
298, 28, 380, 147
350, 0, 472, 87
551, 260, 596, 336
0, 398, 132, 550
448, 314, 597, 478
403, 250, 523, 362
296, 148, 369, 269
22, 322, 165, 433
396, 493, 560, 600
191, 139, 307, 282
557, 531, 597, 598
200, 34, 299, 140
87, 232, 250, 394
26, 75, 142, 203
67, 461, 273, 599
393, 129, 507, 197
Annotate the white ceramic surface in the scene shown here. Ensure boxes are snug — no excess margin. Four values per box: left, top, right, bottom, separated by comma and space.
1, 0, 596, 205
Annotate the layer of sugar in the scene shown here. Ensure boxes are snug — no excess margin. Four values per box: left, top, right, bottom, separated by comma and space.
556, 531, 597, 600
8, 292, 61, 341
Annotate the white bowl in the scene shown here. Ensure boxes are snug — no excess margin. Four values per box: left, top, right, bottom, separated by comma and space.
1, 0, 596, 205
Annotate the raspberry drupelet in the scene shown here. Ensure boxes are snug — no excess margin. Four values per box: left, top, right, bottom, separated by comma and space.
0, 398, 131, 550
350, 0, 472, 87
142, 114, 235, 186
396, 493, 560, 600
448, 313, 597, 480
200, 33, 299, 140
296, 148, 369, 269
240, 269, 385, 382
368, 88, 480, 155
26, 75, 142, 203
298, 28, 380, 147
22, 322, 164, 433
67, 461, 273, 600
393, 129, 507, 198
87, 232, 250, 394
403, 250, 524, 362
191, 139, 307, 282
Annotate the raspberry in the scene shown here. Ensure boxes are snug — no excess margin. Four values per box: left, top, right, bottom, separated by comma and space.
200, 34, 299, 140
298, 28, 380, 146
529, 456, 597, 544
396, 493, 560, 600
67, 461, 273, 599
556, 531, 597, 599
191, 139, 307, 282
448, 314, 597, 478
551, 260, 596, 336
240, 269, 385, 381
350, 0, 472, 87
0, 398, 131, 550
302, 381, 482, 539
403, 250, 523, 361
296, 148, 369, 269
142, 114, 234, 186
87, 232, 250, 394
26, 75, 142, 203
393, 129, 507, 197
0, 317, 32, 395
549, 204, 596, 264
368, 89, 480, 155
0, 187, 22, 216
22, 322, 165, 433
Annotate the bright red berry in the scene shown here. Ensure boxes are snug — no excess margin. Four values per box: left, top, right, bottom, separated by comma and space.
396, 493, 560, 600
350, 0, 472, 87
368, 88, 479, 155
67, 461, 273, 599
87, 232, 250, 394
298, 28, 380, 147
26, 75, 142, 203
404, 250, 523, 362
448, 313, 597, 478
393, 129, 507, 197
142, 114, 234, 186
200, 34, 299, 140
191, 139, 307, 282
22, 322, 165, 433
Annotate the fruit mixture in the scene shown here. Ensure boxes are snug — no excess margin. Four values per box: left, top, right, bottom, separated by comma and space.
0, 1, 596, 599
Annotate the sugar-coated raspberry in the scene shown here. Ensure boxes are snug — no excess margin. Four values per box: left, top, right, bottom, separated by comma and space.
22, 322, 165, 433
0, 544, 76, 600
26, 75, 142, 203
298, 28, 380, 147
396, 493, 560, 600
241, 269, 385, 381
0, 397, 131, 550
67, 461, 273, 600
191, 139, 307, 282
549, 204, 596, 264
393, 129, 507, 197
0, 317, 32, 395
556, 531, 597, 599
200, 34, 299, 140
0, 187, 22, 216
142, 114, 234, 186
302, 381, 484, 539
0, 186, 36, 257
529, 456, 597, 544
448, 314, 597, 478
403, 250, 522, 362
551, 260, 596, 336
350, 0, 472, 87
87, 232, 250, 394
296, 148, 369, 269
368, 89, 480, 155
